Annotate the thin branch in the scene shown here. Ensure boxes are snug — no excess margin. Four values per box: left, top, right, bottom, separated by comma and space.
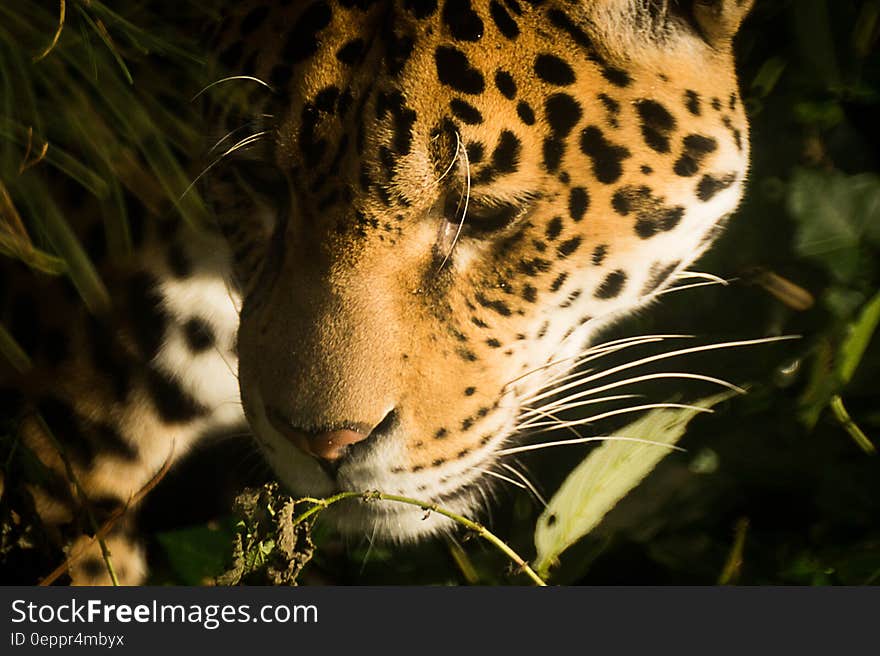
39, 442, 176, 586
829, 395, 876, 455
289, 490, 547, 586
33, 0, 66, 62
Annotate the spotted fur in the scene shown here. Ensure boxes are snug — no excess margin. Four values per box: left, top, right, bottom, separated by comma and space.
2, 0, 754, 584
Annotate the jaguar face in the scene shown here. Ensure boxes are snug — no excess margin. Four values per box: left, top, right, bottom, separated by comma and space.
227, 0, 753, 538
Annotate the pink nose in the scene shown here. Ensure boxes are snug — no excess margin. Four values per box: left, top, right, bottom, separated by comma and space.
292, 428, 369, 462
267, 409, 369, 462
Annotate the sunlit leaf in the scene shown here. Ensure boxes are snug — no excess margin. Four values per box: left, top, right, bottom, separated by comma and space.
534, 393, 734, 576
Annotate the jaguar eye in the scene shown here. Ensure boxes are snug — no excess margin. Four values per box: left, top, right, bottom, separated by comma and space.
464, 202, 526, 235
443, 193, 526, 237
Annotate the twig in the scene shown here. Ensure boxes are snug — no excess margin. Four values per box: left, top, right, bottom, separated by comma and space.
830, 395, 876, 455
33, 0, 66, 62
34, 414, 118, 585
39, 441, 176, 586
0, 181, 29, 240
19, 127, 50, 173
290, 490, 548, 586
718, 517, 749, 585
372, 492, 547, 586
0, 322, 33, 374
447, 537, 481, 585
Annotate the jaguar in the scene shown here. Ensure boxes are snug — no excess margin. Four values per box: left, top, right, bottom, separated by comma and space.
1, 0, 754, 584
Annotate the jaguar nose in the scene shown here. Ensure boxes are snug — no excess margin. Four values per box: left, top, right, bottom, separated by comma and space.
266, 408, 372, 463
298, 428, 369, 462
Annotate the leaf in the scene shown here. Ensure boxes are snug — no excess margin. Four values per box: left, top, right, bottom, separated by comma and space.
533, 393, 734, 576
75, 5, 133, 85
798, 291, 880, 431
156, 520, 236, 586
750, 56, 787, 98
0, 322, 32, 374
788, 169, 880, 284
793, 100, 844, 129
836, 290, 880, 385
26, 192, 110, 314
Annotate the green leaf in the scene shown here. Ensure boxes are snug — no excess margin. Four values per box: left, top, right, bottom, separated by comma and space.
792, 100, 844, 129
75, 5, 133, 85
750, 56, 787, 98
836, 290, 880, 385
0, 321, 32, 374
533, 393, 734, 576
798, 292, 880, 434
788, 169, 880, 284
23, 191, 110, 314
156, 520, 236, 586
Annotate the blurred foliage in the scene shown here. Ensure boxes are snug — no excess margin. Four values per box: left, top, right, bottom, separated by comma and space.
2, 0, 879, 585
0, 0, 213, 314
0, 0, 225, 583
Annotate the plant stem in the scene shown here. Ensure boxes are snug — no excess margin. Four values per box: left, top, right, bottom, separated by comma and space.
290, 490, 548, 586
718, 517, 749, 585
35, 414, 119, 585
0, 322, 32, 373
40, 444, 175, 586
829, 395, 876, 455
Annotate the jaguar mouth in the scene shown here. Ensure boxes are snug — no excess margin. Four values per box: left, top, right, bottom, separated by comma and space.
240, 376, 514, 538
320, 476, 484, 541
264, 406, 399, 477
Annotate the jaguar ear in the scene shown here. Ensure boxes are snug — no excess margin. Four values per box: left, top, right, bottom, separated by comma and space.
692, 0, 755, 46
584, 1, 754, 52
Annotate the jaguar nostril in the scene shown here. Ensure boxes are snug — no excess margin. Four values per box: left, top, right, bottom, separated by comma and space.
300, 428, 369, 461
265, 407, 392, 465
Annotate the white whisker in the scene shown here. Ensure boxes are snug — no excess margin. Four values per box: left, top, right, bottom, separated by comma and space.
209, 121, 259, 155
437, 132, 462, 183
359, 523, 379, 575
223, 277, 243, 313
513, 405, 586, 439
498, 434, 688, 457
524, 338, 674, 394
474, 484, 494, 527
527, 372, 744, 417
181, 131, 268, 199
437, 131, 471, 273
499, 463, 547, 506
221, 131, 268, 157
519, 393, 643, 419
475, 468, 527, 490
215, 400, 244, 408
212, 343, 239, 381
675, 270, 732, 285
518, 402, 713, 431
657, 279, 734, 296
191, 75, 274, 101
521, 336, 797, 408
505, 334, 692, 392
